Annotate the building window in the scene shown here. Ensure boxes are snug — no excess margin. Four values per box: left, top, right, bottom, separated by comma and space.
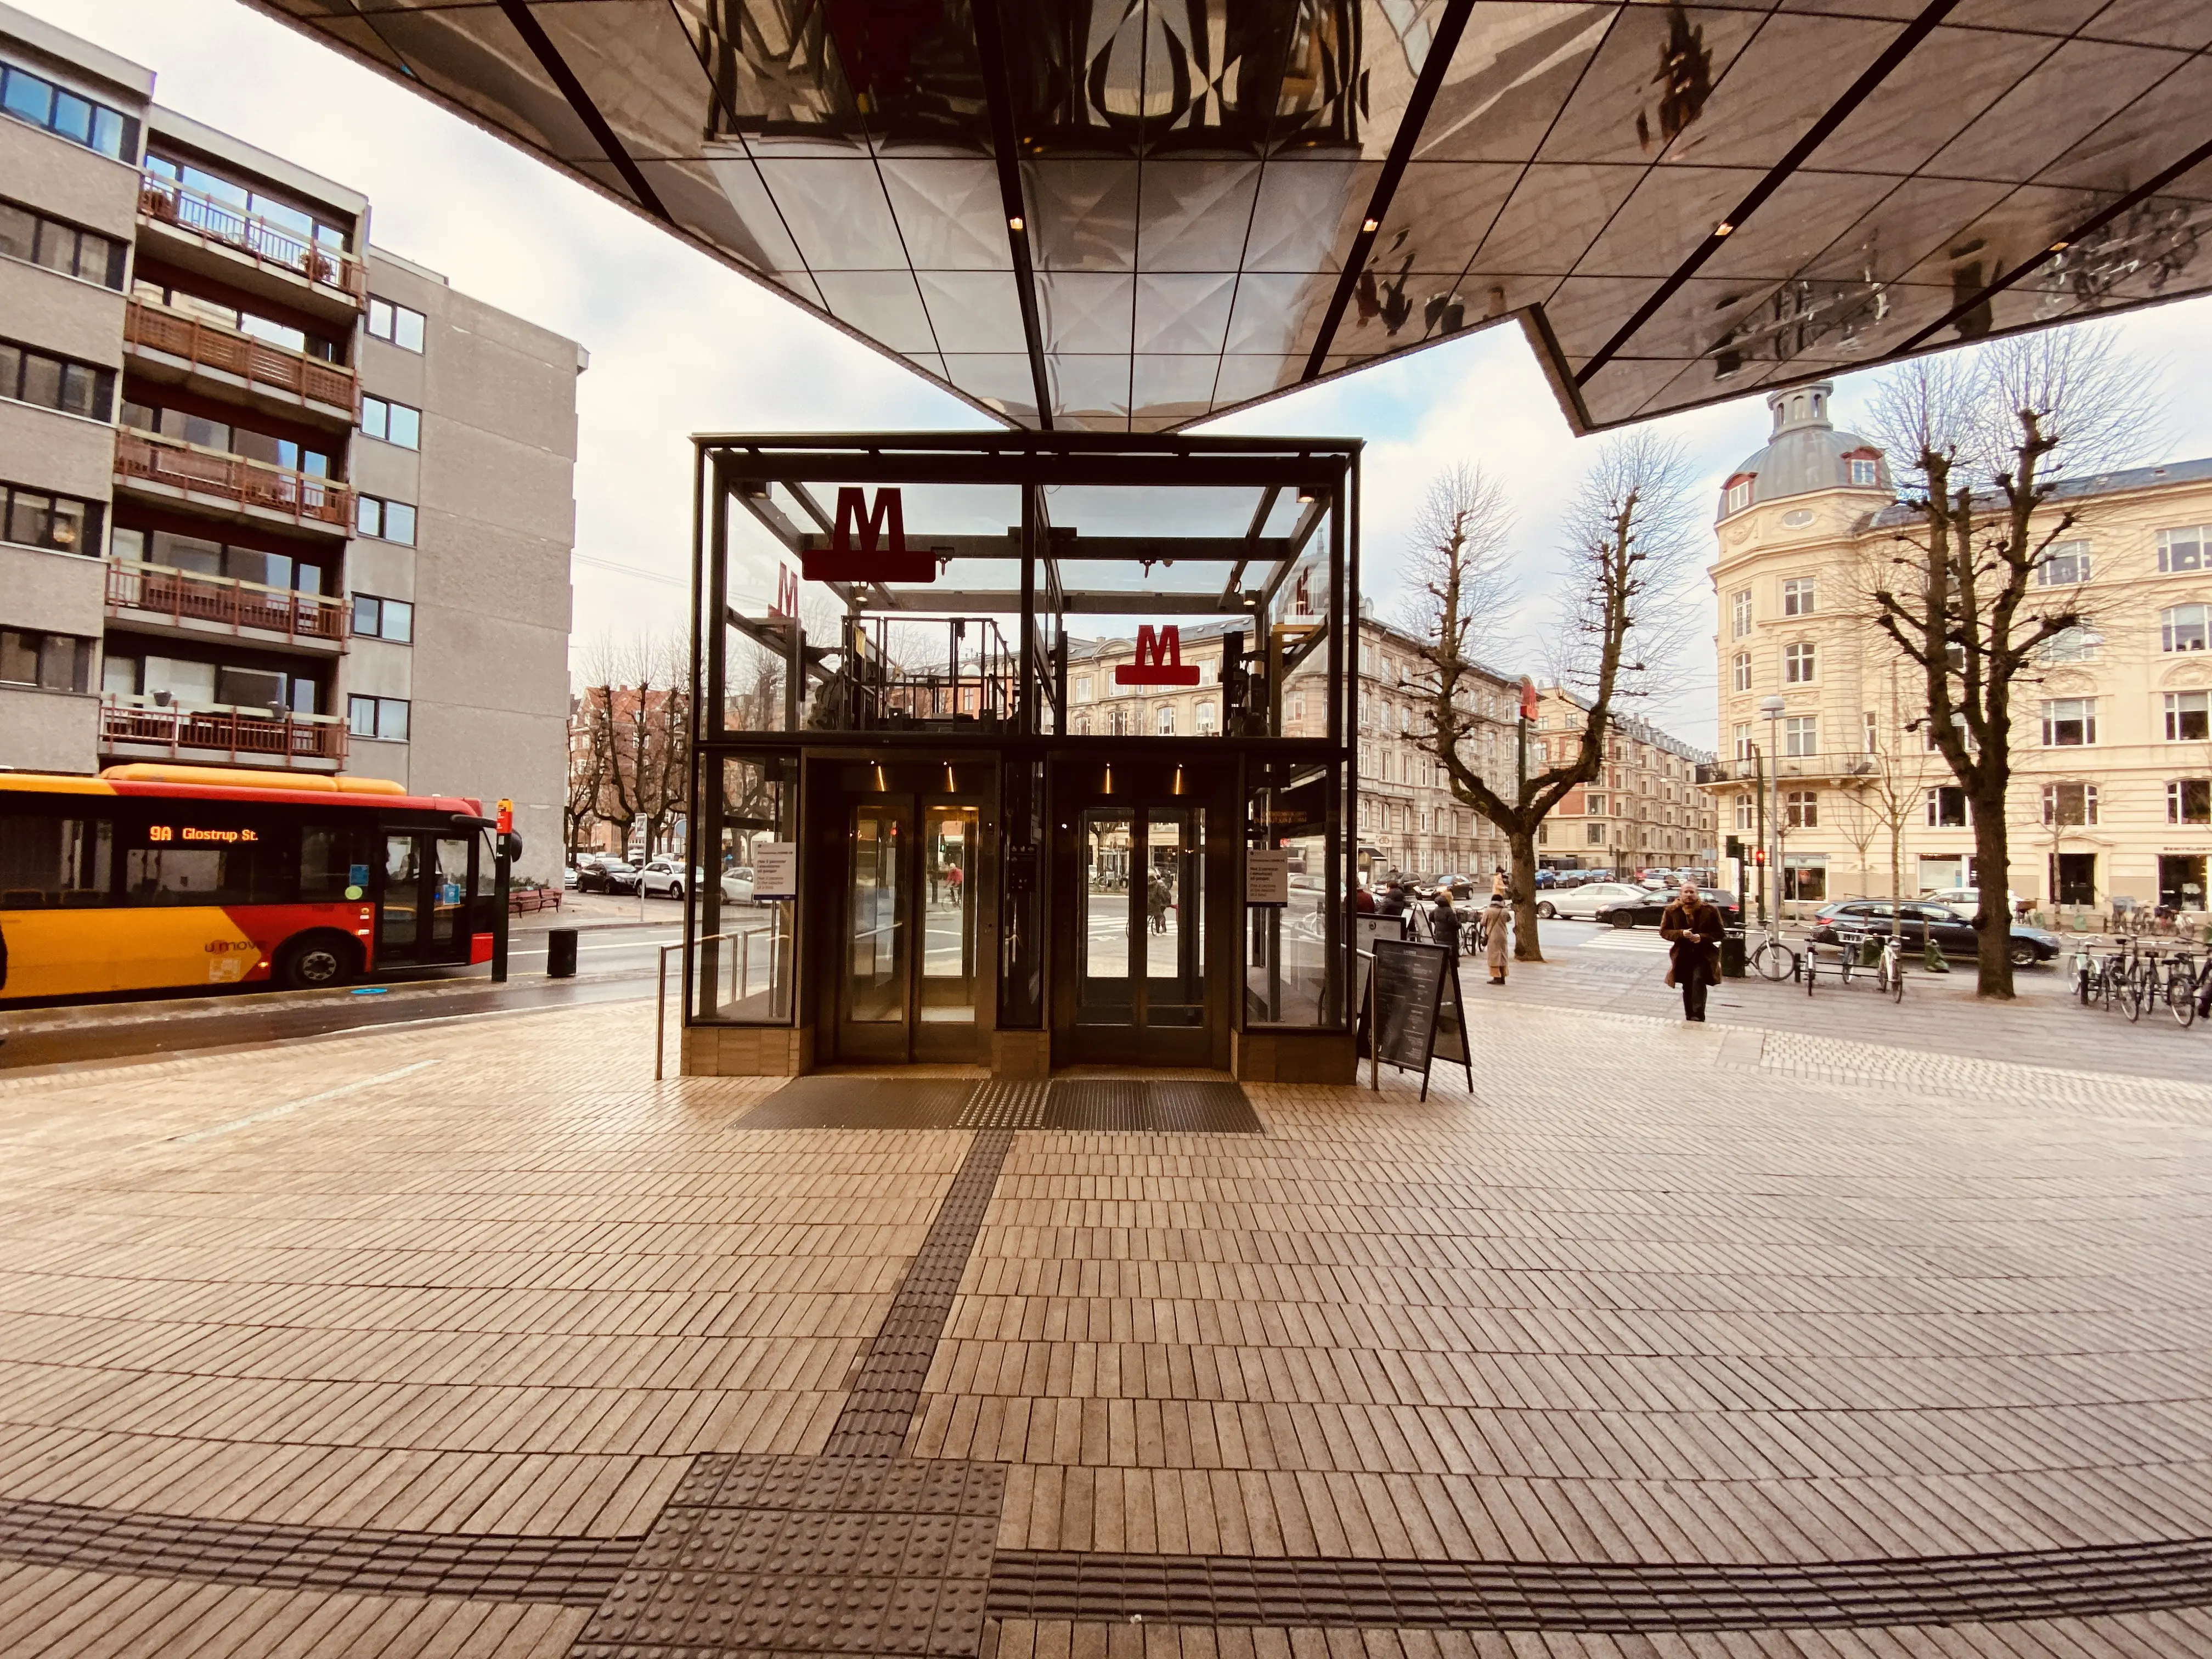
122, 398, 330, 474
2162, 604, 2209, 653
1194, 703, 1215, 735
1782, 577, 1816, 617
2158, 527, 2210, 574
0, 199, 126, 289
2036, 540, 2091, 585
2169, 780, 2211, 826
0, 338, 114, 421
360, 395, 421, 450
2041, 781, 2098, 826
1073, 675, 1090, 701
354, 494, 417, 545
2166, 691, 2210, 742
1925, 786, 1968, 827
0, 627, 92, 692
1784, 789, 1818, 828
1585, 795, 1605, 816
2037, 625, 2100, 664
1731, 723, 1751, 760
347, 694, 410, 741
1782, 641, 1816, 684
0, 483, 100, 555
1782, 855, 1827, 902
112, 527, 323, 594
1072, 714, 1088, 736
1734, 794, 1753, 831
1862, 710, 1878, 753
1731, 590, 1751, 638
0, 61, 132, 158
1725, 479, 1751, 514
1290, 693, 1306, 724
1587, 823, 1605, 845
365, 296, 426, 352
351, 594, 414, 644
1849, 458, 1878, 486
2043, 697, 2097, 746
1782, 715, 1817, 757
1156, 706, 1175, 735
1731, 652, 1750, 692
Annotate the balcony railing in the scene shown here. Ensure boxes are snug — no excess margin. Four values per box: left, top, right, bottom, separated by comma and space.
123, 298, 357, 413
1697, 757, 1880, 786
107, 557, 349, 647
100, 698, 348, 766
137, 173, 365, 306
115, 428, 353, 531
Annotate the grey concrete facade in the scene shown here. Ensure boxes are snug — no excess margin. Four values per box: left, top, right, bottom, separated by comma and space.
0, 3, 579, 879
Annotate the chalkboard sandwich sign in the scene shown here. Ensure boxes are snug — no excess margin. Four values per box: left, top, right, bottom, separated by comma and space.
1355, 938, 1472, 1100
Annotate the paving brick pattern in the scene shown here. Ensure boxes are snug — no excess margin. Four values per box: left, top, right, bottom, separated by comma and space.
1, 998, 2210, 1654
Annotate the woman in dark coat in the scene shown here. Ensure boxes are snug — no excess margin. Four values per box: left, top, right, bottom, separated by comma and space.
1660, 880, 1724, 1022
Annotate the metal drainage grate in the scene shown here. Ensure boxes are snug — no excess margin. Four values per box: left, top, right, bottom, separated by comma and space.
1046, 1079, 1261, 1133
985, 1541, 2212, 1634
960, 1082, 1048, 1130
0, 1495, 637, 1605
737, 1077, 979, 1131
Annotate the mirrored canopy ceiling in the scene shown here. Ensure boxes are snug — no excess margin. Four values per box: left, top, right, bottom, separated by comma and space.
248, 0, 2212, 433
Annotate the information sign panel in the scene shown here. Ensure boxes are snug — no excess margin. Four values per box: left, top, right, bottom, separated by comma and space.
1245, 848, 1290, 906
752, 842, 798, 900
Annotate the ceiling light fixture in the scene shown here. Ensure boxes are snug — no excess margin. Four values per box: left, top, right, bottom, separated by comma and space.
1361, 217, 1380, 234
1008, 215, 1024, 232
1714, 221, 1734, 237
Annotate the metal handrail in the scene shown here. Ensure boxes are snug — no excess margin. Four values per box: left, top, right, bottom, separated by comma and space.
655, 927, 778, 1080
137, 172, 366, 303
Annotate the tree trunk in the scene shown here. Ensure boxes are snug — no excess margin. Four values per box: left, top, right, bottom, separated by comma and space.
1508, 827, 1543, 962
1969, 788, 2015, 997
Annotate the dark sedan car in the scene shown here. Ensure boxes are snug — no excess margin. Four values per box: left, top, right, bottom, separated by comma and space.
575, 857, 641, 894
1592, 888, 1743, 929
1809, 900, 2059, 967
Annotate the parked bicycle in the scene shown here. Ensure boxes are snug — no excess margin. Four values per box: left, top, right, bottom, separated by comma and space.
1748, 919, 1798, 981
1803, 925, 1904, 1003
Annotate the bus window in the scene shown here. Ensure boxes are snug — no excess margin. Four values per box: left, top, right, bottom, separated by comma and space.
126, 823, 279, 905
429, 836, 469, 943
0, 815, 113, 907
381, 834, 419, 948
303, 825, 374, 902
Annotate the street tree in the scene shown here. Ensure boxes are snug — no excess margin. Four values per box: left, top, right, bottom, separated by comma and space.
1862, 326, 2133, 996
1407, 438, 1700, 960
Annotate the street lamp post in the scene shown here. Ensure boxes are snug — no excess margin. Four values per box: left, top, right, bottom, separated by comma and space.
1759, 695, 1787, 922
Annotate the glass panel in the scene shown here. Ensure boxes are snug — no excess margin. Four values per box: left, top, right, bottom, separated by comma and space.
1079, 808, 1135, 1025
695, 755, 795, 1023
919, 805, 979, 1023
1248, 763, 1337, 1027
848, 807, 904, 1023
1145, 808, 1205, 1028
0, 815, 111, 906
380, 834, 419, 950
430, 837, 469, 944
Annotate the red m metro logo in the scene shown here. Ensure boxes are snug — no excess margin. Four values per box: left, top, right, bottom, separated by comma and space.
803, 487, 933, 583
1114, 625, 1201, 686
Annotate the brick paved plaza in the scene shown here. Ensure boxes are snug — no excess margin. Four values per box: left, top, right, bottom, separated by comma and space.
2, 991, 2210, 1656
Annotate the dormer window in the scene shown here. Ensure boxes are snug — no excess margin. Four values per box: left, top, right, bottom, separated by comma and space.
1725, 478, 1752, 514
1850, 458, 1877, 486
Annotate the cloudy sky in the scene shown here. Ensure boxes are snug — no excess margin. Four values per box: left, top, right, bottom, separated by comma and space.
34, 0, 2212, 748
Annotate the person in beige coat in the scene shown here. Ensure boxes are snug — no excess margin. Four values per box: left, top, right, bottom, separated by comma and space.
1482, 895, 1511, 984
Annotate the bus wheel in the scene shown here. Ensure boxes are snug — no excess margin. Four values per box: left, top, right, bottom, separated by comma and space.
274, 933, 357, 991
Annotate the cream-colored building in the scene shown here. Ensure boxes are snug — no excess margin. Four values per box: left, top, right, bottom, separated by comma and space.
1703, 380, 2212, 917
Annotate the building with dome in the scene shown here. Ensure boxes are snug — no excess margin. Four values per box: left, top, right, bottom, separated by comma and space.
1700, 382, 2212, 924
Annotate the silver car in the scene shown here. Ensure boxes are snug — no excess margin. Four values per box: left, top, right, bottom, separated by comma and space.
1533, 881, 1649, 921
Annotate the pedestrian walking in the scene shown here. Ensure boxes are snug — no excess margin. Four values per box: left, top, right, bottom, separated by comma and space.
1146, 868, 1171, 934
1660, 879, 1723, 1023
1428, 890, 1460, 956
1482, 895, 1510, 984
1378, 880, 1408, 919
1490, 866, 1508, 900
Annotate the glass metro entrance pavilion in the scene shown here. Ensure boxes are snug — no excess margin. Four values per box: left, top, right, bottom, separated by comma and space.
240, 0, 2212, 1076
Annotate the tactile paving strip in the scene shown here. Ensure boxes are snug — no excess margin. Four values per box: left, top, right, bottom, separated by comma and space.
736, 1077, 980, 1131
823, 1127, 1014, 1460
958, 1081, 1048, 1130
569, 1454, 1007, 1657
0, 1494, 637, 1604
986, 1540, 2212, 1633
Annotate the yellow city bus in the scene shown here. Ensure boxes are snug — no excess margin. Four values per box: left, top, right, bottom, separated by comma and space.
0, 765, 500, 1003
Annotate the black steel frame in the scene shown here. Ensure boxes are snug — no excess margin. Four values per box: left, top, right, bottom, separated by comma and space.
682, 432, 1362, 1064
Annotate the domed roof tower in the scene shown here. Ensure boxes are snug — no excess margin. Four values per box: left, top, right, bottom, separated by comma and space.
1717, 381, 1891, 521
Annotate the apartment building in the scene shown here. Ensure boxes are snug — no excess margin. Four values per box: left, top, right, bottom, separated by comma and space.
0, 6, 580, 876
1534, 688, 1719, 873
1704, 379, 2212, 915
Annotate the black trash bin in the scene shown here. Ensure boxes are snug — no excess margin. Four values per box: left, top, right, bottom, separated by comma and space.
546, 927, 579, 979
1720, 928, 1746, 979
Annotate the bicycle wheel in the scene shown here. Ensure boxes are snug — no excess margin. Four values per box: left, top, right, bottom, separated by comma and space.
2121, 967, 2144, 1022
1887, 955, 1905, 1004
1752, 939, 1794, 981
2171, 966, 2198, 1029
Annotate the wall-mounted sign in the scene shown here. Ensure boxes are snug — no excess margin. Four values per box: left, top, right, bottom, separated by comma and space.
1246, 848, 1290, 906
752, 842, 798, 900
803, 488, 934, 583
1114, 624, 1201, 686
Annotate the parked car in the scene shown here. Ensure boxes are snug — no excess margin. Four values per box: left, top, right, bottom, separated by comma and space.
637, 859, 701, 899
1533, 870, 1558, 889
720, 868, 756, 905
1534, 880, 1647, 921
1810, 899, 2058, 966
1593, 887, 1743, 930
576, 857, 640, 894
562, 863, 579, 890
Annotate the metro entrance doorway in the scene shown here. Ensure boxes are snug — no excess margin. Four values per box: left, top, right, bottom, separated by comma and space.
829, 778, 986, 1065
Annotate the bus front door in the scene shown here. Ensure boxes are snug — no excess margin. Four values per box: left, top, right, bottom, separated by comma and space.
376, 832, 477, 969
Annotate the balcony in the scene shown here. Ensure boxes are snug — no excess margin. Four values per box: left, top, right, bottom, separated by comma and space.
136, 172, 365, 320
99, 697, 347, 771
1696, 756, 1880, 787
115, 428, 353, 536
122, 299, 357, 428
106, 557, 349, 653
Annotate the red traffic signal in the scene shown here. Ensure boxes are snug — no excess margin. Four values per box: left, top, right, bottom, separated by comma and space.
1752, 846, 1767, 864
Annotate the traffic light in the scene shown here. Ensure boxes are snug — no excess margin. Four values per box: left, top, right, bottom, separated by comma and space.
1752, 845, 1767, 865
1724, 835, 1743, 861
